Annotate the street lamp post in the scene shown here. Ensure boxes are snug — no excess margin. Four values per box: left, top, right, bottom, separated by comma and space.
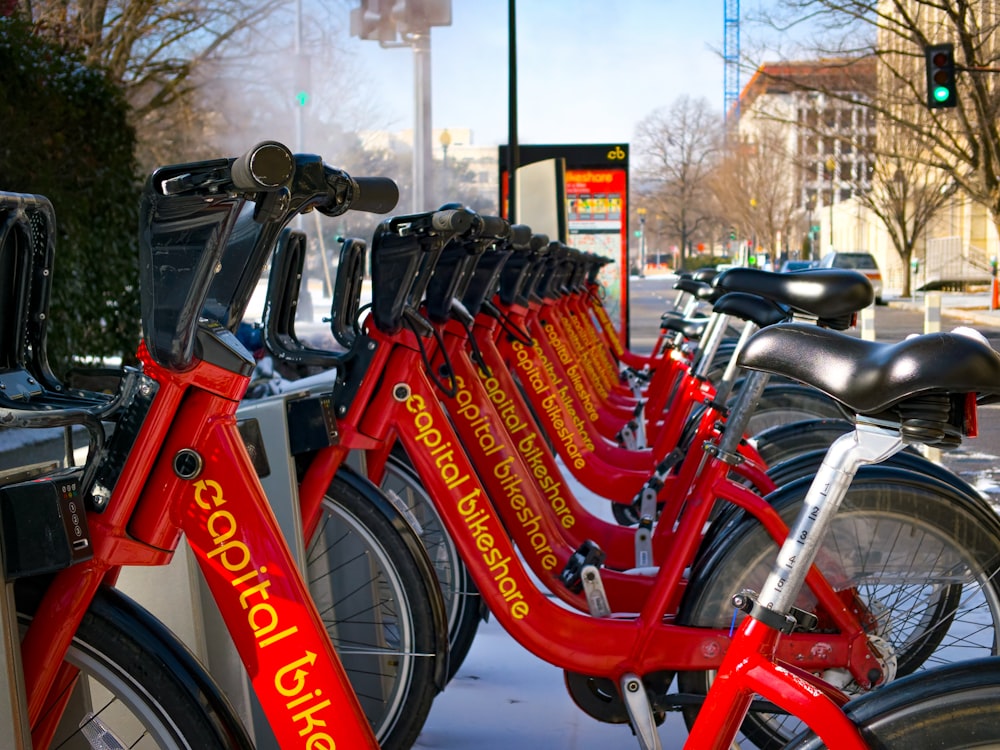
825, 156, 836, 250
637, 207, 647, 276
350, 1, 453, 212
806, 194, 817, 261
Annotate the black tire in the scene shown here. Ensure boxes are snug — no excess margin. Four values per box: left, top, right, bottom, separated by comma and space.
15, 579, 253, 749
379, 453, 482, 681
786, 657, 1000, 749
308, 469, 443, 750
766, 448, 985, 505
751, 419, 857, 466
678, 472, 1000, 750
746, 383, 851, 436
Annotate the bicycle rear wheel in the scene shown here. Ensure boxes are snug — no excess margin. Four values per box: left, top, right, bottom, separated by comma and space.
787, 657, 1000, 749
16, 579, 252, 750
307, 468, 443, 750
745, 383, 850, 436
678, 472, 1000, 750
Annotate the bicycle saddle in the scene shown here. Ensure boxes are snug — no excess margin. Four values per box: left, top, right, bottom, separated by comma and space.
738, 322, 1000, 415
673, 277, 710, 297
660, 315, 711, 340
712, 292, 790, 329
713, 267, 873, 329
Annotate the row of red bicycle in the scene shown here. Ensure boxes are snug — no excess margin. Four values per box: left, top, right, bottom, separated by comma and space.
0, 141, 998, 749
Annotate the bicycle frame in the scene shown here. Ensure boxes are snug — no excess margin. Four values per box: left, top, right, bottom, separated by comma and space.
18, 337, 379, 749
7, 146, 406, 750
682, 422, 905, 750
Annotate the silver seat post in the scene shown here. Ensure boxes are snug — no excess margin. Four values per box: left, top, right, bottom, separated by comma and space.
691, 313, 731, 381
757, 419, 903, 615
710, 318, 759, 407
711, 365, 770, 462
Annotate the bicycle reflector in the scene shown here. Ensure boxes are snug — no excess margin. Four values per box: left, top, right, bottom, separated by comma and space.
925, 43, 958, 109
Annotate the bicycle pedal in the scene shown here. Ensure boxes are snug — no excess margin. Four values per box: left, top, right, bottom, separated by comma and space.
580, 564, 611, 617
621, 672, 664, 750
559, 540, 606, 594
634, 516, 654, 568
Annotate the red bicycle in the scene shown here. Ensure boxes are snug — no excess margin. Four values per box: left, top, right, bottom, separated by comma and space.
0, 143, 402, 749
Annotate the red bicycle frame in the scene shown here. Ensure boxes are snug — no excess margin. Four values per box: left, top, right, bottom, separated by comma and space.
21, 339, 379, 749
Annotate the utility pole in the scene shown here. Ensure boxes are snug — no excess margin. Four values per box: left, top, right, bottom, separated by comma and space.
350, 1, 453, 212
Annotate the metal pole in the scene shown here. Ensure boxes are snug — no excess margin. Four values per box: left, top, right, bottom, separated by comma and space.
413, 31, 432, 212
506, 0, 518, 222
295, 0, 305, 231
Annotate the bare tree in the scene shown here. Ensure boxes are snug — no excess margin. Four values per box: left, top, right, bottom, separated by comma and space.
747, 1, 1000, 269
633, 96, 724, 264
11, 0, 335, 167
853, 126, 955, 296
712, 121, 801, 263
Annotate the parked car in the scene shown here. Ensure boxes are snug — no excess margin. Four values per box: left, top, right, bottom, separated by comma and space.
779, 259, 818, 272
818, 251, 884, 304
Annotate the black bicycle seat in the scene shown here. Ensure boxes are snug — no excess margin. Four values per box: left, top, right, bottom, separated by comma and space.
713, 267, 873, 329
738, 323, 1000, 415
712, 292, 790, 329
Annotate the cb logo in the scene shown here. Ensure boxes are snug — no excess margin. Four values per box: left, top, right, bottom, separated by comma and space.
606, 145, 626, 161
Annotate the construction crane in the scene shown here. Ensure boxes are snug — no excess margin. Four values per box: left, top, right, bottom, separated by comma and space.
723, 0, 740, 123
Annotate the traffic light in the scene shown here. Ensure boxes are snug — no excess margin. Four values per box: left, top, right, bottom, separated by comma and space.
925, 43, 957, 109
350, 0, 397, 43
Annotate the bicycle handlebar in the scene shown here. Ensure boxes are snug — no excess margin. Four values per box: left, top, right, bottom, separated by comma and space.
142, 141, 399, 370
229, 141, 295, 192
347, 177, 400, 215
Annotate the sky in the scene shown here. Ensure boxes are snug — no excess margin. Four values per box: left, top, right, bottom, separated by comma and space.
343, 0, 731, 148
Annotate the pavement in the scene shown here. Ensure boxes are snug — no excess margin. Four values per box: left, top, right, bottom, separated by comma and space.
885, 289, 1000, 329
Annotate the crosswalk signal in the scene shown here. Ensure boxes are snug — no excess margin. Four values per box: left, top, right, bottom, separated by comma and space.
925, 43, 958, 109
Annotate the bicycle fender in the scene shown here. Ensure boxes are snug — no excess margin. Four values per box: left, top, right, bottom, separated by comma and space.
787, 656, 1000, 749
766, 448, 983, 503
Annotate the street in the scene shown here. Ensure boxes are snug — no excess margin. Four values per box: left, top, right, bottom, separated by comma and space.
626, 274, 1000, 508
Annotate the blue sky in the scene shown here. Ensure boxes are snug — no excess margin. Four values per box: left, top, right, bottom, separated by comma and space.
345, 1, 731, 147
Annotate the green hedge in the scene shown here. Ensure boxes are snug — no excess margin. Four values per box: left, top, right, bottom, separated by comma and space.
0, 16, 140, 374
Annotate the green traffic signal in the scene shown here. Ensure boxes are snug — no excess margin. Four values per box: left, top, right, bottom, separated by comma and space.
925, 43, 957, 109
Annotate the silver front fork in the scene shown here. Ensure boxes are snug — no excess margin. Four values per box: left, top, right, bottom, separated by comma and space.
757, 420, 903, 615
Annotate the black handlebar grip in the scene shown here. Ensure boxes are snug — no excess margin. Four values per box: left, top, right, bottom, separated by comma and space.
230, 141, 294, 191
530, 234, 550, 253
510, 224, 533, 249
351, 177, 400, 214
432, 208, 476, 234
477, 215, 510, 240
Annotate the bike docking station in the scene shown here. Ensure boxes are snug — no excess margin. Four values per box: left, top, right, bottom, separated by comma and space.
0, 193, 130, 748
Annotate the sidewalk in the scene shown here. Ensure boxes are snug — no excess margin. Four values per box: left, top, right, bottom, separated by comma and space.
886, 290, 1000, 328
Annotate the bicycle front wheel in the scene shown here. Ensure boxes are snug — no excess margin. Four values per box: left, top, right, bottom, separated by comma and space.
16, 579, 252, 750
745, 383, 850, 436
678, 471, 1000, 750
379, 452, 481, 681
307, 468, 442, 750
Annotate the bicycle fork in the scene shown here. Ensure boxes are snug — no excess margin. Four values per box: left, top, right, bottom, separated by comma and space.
683, 420, 905, 750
